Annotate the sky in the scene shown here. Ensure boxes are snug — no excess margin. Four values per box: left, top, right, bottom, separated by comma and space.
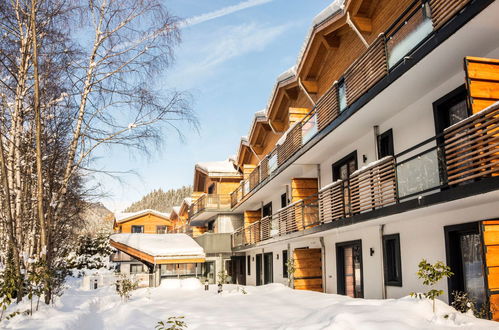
97, 0, 333, 212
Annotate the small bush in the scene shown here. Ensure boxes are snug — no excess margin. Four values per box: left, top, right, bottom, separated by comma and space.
451, 291, 489, 319
115, 274, 138, 302
156, 316, 187, 330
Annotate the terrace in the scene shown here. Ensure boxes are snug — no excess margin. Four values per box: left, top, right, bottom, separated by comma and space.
232, 101, 499, 248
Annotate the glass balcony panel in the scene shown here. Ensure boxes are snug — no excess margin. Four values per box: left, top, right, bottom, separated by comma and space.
302, 113, 318, 144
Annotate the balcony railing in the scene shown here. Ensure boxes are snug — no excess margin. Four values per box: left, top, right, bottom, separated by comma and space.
232, 103, 499, 248
189, 193, 232, 219
230, 0, 472, 209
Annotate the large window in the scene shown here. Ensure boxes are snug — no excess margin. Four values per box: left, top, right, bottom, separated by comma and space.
332, 151, 357, 181
433, 85, 469, 136
156, 225, 167, 234
262, 202, 272, 218
382, 234, 402, 286
377, 129, 394, 159
130, 264, 143, 274
282, 250, 288, 278
131, 225, 144, 233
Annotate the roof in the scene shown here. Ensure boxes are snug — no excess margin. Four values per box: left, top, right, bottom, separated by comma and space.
110, 233, 205, 259
195, 159, 240, 177
171, 206, 181, 215
114, 209, 171, 224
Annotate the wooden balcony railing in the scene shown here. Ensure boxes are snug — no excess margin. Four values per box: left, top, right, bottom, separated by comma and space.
189, 193, 232, 219
230, 0, 475, 210
232, 103, 499, 248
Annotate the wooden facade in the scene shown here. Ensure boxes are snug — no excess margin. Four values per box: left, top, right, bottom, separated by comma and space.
114, 212, 172, 234
293, 248, 323, 292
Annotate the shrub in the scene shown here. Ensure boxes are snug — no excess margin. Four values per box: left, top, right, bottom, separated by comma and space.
410, 259, 453, 313
115, 274, 138, 302
155, 316, 187, 330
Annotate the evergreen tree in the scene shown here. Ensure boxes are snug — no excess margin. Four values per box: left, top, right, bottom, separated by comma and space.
125, 186, 192, 212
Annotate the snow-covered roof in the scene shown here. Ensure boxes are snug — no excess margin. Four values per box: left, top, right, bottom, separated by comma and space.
171, 206, 181, 215
182, 197, 192, 206
110, 233, 205, 259
265, 66, 297, 116
195, 159, 240, 177
114, 209, 171, 224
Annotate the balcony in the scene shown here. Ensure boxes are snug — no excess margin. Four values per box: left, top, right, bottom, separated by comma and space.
189, 193, 232, 225
230, 0, 479, 209
232, 102, 499, 248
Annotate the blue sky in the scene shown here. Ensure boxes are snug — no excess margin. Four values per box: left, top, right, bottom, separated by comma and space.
98, 0, 332, 212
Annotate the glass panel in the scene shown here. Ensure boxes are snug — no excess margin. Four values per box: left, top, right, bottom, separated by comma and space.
302, 113, 318, 144
268, 153, 278, 174
244, 180, 250, 194
343, 247, 355, 297
460, 233, 486, 307
387, 3, 433, 68
338, 81, 347, 112
448, 99, 468, 126
353, 245, 362, 298
396, 148, 442, 198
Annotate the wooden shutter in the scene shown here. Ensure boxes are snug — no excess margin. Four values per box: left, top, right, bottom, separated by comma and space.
464, 57, 499, 114
293, 248, 323, 292
482, 220, 499, 320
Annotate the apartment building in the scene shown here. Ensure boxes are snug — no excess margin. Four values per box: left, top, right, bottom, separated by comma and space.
186, 0, 499, 319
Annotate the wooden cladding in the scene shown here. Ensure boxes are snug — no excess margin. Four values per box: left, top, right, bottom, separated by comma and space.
291, 178, 318, 203
277, 125, 302, 166
344, 35, 388, 107
293, 248, 323, 292
465, 57, 499, 114
349, 157, 397, 214
430, 0, 471, 30
444, 103, 499, 186
319, 181, 345, 223
316, 83, 339, 131
482, 220, 499, 320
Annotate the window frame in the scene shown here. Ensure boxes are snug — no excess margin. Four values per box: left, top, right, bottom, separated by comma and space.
382, 233, 403, 287
377, 129, 394, 159
156, 225, 167, 234
131, 225, 144, 234
332, 151, 358, 181
262, 202, 272, 218
281, 192, 288, 209
247, 255, 251, 276
282, 250, 288, 278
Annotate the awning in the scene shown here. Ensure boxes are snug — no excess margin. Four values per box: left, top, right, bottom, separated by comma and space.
110, 233, 206, 265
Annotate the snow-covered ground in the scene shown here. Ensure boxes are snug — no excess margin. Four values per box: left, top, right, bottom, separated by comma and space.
2, 276, 498, 330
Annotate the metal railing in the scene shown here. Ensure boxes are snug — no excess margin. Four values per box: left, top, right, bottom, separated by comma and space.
232, 103, 499, 247
189, 193, 232, 219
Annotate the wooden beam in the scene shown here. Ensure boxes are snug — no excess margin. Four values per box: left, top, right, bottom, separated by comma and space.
301, 80, 318, 94
351, 15, 372, 33
321, 33, 340, 48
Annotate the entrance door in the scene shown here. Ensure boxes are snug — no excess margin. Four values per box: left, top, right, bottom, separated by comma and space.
336, 240, 363, 298
230, 256, 246, 285
264, 252, 273, 284
445, 222, 486, 309
256, 254, 262, 286
293, 248, 323, 292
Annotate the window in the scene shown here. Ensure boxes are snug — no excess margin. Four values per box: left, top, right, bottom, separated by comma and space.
332, 151, 357, 181
156, 225, 167, 234
131, 225, 144, 233
247, 255, 251, 275
338, 78, 347, 112
207, 221, 214, 232
377, 129, 394, 159
208, 183, 215, 194
130, 264, 143, 274
433, 85, 469, 136
282, 250, 288, 278
382, 234, 402, 286
281, 193, 288, 208
262, 202, 272, 218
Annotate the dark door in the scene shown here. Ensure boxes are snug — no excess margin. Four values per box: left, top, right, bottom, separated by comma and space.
336, 240, 363, 298
332, 152, 357, 215
262, 202, 272, 218
264, 252, 273, 284
230, 256, 246, 285
433, 85, 469, 136
256, 254, 262, 286
445, 222, 486, 309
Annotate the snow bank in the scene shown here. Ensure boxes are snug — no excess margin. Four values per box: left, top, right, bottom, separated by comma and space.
110, 233, 205, 258
160, 278, 202, 290
2, 280, 496, 329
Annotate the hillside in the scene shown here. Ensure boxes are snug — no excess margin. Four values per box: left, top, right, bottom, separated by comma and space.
124, 186, 192, 213
80, 202, 114, 235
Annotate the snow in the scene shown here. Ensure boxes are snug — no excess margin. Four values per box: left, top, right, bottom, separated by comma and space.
114, 209, 170, 223
195, 159, 240, 177
171, 206, 181, 215
319, 179, 343, 193
349, 156, 393, 177
109, 233, 205, 258
2, 279, 497, 330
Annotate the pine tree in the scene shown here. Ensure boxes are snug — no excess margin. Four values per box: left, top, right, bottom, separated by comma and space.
125, 186, 192, 212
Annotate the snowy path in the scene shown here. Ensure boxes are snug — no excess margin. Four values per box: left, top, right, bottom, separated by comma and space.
2, 278, 498, 330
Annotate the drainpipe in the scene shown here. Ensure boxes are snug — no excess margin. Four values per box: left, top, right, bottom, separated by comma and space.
347, 12, 369, 48
320, 237, 327, 293
298, 77, 316, 107
379, 224, 386, 299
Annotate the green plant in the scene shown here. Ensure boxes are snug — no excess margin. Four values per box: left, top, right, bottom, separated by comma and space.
217, 270, 228, 285
451, 291, 490, 319
155, 316, 187, 330
286, 258, 296, 288
115, 274, 138, 302
410, 259, 453, 313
